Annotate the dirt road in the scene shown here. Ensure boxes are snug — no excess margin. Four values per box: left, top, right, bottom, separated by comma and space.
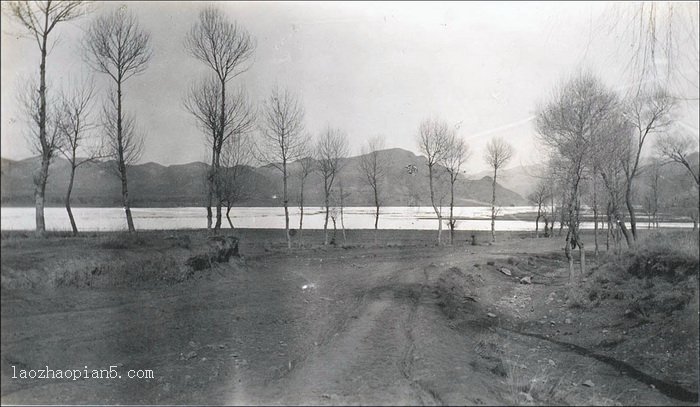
1, 230, 698, 405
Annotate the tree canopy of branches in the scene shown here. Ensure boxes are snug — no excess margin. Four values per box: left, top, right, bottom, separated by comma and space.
315, 127, 349, 246
83, 7, 152, 232
258, 86, 306, 249
441, 135, 469, 245
418, 117, 452, 245
217, 132, 255, 229
6, 0, 88, 234
56, 79, 103, 235
620, 86, 674, 240
184, 77, 256, 227
359, 136, 387, 240
484, 137, 514, 242
536, 72, 618, 285
185, 6, 255, 231
296, 137, 314, 244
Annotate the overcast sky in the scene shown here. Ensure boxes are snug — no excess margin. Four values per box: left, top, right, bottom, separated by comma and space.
2, 1, 698, 173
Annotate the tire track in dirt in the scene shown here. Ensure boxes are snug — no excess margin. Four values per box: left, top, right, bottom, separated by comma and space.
269, 261, 443, 405
397, 265, 445, 406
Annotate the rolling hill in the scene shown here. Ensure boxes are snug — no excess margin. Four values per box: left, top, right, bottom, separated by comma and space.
0, 148, 529, 208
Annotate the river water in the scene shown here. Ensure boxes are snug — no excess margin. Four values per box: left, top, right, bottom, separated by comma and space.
0, 206, 693, 232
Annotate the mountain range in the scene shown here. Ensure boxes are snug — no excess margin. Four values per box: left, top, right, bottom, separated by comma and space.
1, 148, 529, 208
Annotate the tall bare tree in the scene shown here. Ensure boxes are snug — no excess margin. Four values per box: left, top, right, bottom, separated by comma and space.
315, 127, 349, 246
185, 6, 255, 230
296, 138, 315, 244
56, 79, 103, 235
6, 1, 87, 233
484, 137, 514, 243
258, 86, 306, 249
536, 72, 618, 285
359, 136, 386, 241
418, 117, 451, 245
184, 76, 220, 228
83, 8, 152, 232
621, 87, 674, 241
184, 79, 256, 229
441, 134, 470, 245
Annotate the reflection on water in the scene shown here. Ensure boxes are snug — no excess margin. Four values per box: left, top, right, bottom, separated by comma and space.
0, 206, 693, 231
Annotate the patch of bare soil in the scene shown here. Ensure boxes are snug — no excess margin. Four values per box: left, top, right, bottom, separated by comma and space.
1, 229, 698, 405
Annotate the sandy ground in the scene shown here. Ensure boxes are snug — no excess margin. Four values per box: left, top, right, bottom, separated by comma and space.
1, 229, 698, 405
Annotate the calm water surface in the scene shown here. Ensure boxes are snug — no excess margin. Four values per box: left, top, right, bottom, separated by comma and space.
0, 206, 693, 231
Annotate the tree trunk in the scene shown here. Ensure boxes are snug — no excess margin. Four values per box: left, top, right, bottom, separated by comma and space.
565, 229, 574, 285
299, 178, 305, 245
625, 183, 637, 242
490, 167, 497, 242
214, 78, 227, 232
283, 161, 291, 249
323, 178, 330, 245
66, 165, 78, 235
331, 216, 337, 244
34, 157, 50, 235
206, 204, 213, 229
374, 185, 380, 244
206, 150, 215, 229
340, 182, 346, 245
34, 31, 49, 235
117, 81, 136, 233
449, 178, 455, 245
427, 164, 442, 245
593, 177, 599, 257
226, 205, 234, 229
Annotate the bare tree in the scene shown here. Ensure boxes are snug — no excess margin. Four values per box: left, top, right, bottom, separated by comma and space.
185, 6, 255, 230
441, 134, 470, 245
657, 133, 700, 187
596, 110, 635, 249
484, 137, 514, 243
83, 8, 152, 232
296, 137, 315, 245
418, 117, 451, 245
184, 79, 256, 229
6, 1, 87, 233
184, 76, 220, 229
217, 132, 254, 229
56, 79, 103, 235
620, 87, 674, 241
315, 127, 349, 246
528, 180, 550, 238
536, 72, 618, 285
258, 86, 306, 249
16, 78, 62, 191
359, 136, 386, 242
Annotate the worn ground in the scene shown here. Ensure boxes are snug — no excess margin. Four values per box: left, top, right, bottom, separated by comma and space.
1, 228, 698, 405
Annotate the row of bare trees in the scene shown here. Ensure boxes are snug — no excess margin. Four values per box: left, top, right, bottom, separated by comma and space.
417, 117, 518, 246
533, 70, 694, 286
8, 2, 154, 234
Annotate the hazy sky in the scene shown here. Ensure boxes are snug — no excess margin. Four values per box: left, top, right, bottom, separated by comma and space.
2, 1, 698, 173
